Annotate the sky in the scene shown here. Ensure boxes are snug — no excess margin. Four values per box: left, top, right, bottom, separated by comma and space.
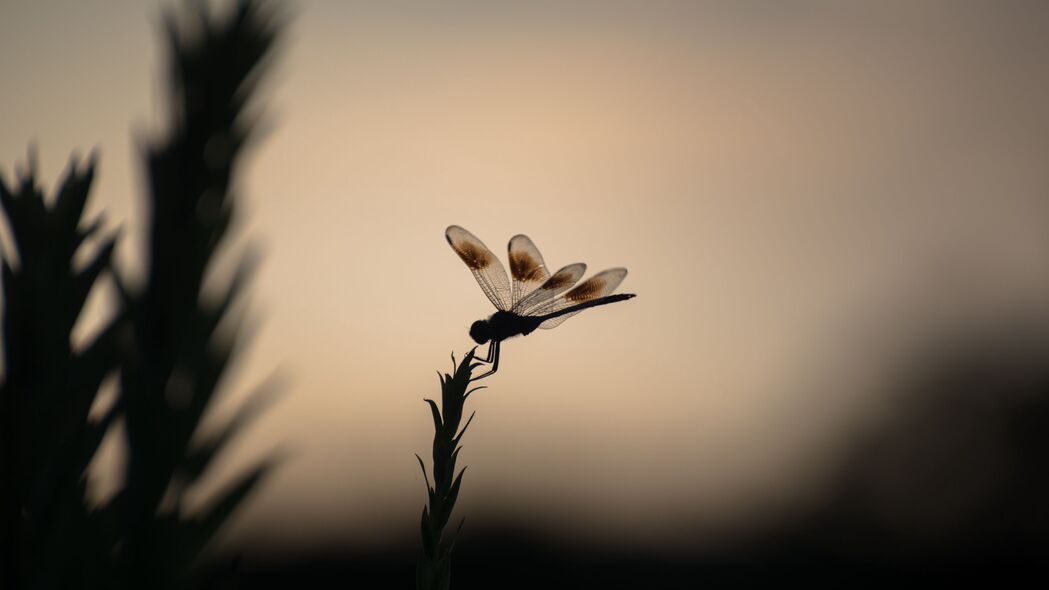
3, 0, 1049, 554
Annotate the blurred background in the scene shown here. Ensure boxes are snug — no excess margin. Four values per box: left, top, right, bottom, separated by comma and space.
3, 0, 1049, 585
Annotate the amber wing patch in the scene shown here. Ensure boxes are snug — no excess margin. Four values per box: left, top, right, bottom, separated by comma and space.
452, 240, 492, 270
509, 251, 544, 282
565, 277, 606, 301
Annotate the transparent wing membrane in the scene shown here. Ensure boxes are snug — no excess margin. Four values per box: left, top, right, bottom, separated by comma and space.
514, 263, 587, 315
507, 234, 550, 309
536, 267, 628, 329
446, 225, 512, 311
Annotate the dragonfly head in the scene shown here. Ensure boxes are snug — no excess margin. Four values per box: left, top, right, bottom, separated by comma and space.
469, 319, 491, 344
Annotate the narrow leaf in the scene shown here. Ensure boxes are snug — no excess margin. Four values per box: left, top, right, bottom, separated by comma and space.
424, 398, 442, 432
415, 453, 432, 492
453, 411, 475, 445
420, 506, 435, 558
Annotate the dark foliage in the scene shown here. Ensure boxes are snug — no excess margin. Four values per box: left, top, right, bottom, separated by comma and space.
417, 350, 484, 590
1, 1, 283, 588
0, 151, 121, 589
112, 1, 281, 588
753, 317, 1049, 573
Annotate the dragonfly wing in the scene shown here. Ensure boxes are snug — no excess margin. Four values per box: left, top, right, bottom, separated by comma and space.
536, 267, 628, 329
446, 225, 512, 311
514, 262, 586, 315
507, 234, 551, 309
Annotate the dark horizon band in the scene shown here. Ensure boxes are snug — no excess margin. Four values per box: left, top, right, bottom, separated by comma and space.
538, 293, 637, 322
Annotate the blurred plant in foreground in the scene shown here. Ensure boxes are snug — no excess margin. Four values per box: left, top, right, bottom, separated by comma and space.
417, 349, 485, 590
113, 1, 283, 587
0, 151, 121, 589
0, 1, 285, 588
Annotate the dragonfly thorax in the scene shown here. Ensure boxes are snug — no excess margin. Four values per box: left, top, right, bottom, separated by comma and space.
472, 310, 542, 346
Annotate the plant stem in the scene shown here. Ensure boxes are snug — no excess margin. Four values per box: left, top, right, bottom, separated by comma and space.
417, 348, 485, 590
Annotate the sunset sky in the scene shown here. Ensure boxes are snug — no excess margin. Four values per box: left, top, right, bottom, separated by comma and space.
3, 0, 1049, 555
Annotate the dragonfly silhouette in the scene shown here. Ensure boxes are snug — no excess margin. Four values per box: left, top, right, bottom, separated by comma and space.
446, 225, 636, 381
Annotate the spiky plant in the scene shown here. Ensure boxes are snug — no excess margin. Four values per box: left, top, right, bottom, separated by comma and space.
111, 1, 282, 587
0, 151, 121, 589
417, 348, 484, 590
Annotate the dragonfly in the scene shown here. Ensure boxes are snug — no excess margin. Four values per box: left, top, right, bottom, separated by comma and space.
446, 225, 636, 381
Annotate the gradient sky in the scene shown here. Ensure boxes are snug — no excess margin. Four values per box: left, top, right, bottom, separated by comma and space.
3, 0, 1049, 553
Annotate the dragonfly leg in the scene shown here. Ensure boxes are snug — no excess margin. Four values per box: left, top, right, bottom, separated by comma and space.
470, 341, 500, 381
473, 341, 497, 364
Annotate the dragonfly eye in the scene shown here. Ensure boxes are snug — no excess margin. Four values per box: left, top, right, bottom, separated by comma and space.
469, 320, 491, 344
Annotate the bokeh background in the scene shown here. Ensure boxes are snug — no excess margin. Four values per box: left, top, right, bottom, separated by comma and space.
3, 0, 1049, 582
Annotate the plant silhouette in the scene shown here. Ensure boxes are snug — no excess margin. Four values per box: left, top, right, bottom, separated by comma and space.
0, 1, 284, 588
417, 349, 484, 590
113, 1, 281, 587
0, 151, 122, 589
